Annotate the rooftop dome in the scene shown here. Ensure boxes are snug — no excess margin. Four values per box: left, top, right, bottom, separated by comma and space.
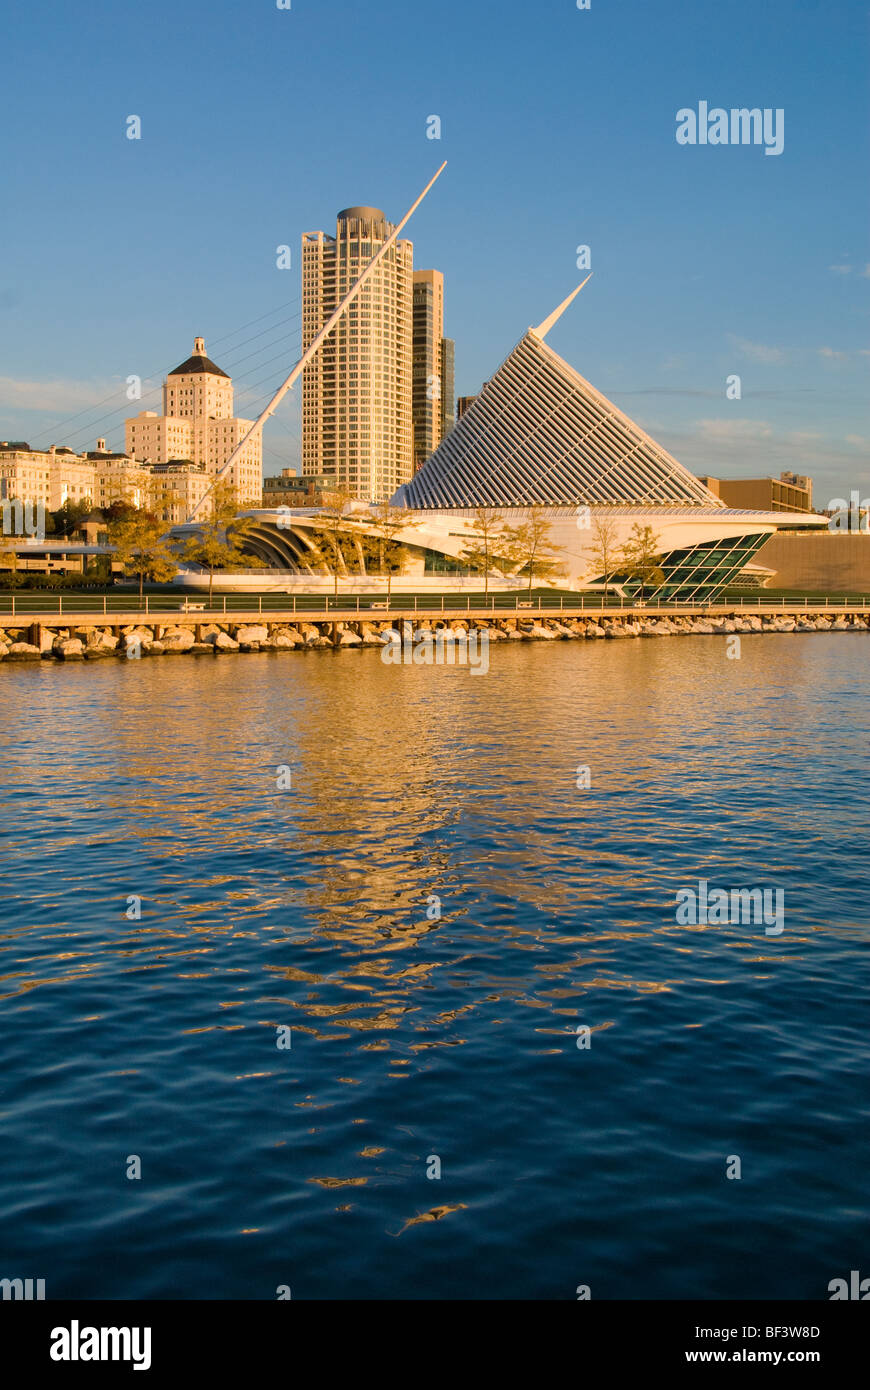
338, 206, 386, 223
168, 336, 229, 379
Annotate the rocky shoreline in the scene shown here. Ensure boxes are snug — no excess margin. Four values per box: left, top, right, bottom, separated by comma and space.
0, 610, 867, 661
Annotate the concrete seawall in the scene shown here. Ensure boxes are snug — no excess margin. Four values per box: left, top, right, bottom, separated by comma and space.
0, 611, 868, 661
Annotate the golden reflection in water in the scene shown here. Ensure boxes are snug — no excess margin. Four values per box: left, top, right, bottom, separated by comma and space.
0, 641, 830, 1065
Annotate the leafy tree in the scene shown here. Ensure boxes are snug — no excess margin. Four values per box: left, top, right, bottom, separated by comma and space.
108, 490, 178, 602
51, 499, 91, 538
360, 498, 419, 599
501, 508, 566, 595
308, 488, 360, 597
104, 499, 139, 525
0, 530, 21, 587
458, 507, 504, 598
588, 514, 621, 601
618, 523, 665, 600
88, 554, 113, 584
182, 478, 259, 604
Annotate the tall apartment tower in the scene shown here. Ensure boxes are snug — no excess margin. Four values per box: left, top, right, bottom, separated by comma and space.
301, 207, 413, 501
125, 337, 262, 503
412, 269, 455, 471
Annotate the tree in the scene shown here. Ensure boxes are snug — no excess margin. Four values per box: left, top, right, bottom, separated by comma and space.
360, 498, 419, 599
588, 514, 620, 601
308, 488, 361, 597
458, 507, 504, 598
618, 523, 665, 601
182, 479, 259, 605
51, 499, 91, 538
501, 508, 566, 594
104, 499, 140, 526
0, 530, 20, 588
108, 488, 179, 602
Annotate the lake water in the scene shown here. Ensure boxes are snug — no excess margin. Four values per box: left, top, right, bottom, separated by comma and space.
1, 635, 868, 1299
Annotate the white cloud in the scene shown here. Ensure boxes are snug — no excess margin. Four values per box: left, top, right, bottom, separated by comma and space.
0, 375, 149, 413
727, 335, 786, 364
829, 264, 853, 275
637, 415, 870, 496
695, 418, 774, 442
818, 347, 848, 362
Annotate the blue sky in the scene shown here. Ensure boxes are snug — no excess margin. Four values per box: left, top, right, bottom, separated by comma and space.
2, 0, 867, 502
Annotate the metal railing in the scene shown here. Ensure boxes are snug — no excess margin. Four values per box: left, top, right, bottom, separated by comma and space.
0, 592, 868, 619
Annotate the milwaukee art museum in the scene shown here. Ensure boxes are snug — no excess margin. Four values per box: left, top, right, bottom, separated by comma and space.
194, 284, 826, 602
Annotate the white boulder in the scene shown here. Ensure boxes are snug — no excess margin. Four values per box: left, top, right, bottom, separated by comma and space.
54, 637, 85, 660
235, 624, 270, 646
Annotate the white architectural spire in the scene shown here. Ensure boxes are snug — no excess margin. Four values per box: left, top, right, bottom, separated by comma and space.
186, 162, 447, 522
531, 274, 593, 340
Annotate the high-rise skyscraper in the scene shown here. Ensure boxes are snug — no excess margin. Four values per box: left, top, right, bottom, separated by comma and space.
301, 207, 413, 501
412, 269, 454, 471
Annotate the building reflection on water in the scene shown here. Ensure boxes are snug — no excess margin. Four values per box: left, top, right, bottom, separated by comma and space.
0, 640, 824, 1052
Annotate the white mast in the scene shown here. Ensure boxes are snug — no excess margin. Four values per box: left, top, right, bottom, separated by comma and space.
186, 161, 448, 523
531, 273, 593, 340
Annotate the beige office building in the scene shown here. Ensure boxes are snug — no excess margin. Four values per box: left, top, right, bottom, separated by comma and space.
90, 447, 151, 512
0, 446, 57, 509
125, 337, 261, 504
0, 438, 211, 527
699, 471, 814, 514
148, 463, 213, 524
0, 444, 97, 510
301, 207, 413, 500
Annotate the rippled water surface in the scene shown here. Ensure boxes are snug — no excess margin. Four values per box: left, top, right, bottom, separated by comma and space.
1, 635, 868, 1299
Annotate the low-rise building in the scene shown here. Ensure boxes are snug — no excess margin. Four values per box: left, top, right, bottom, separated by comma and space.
0, 439, 140, 513
0, 438, 215, 529
149, 461, 212, 524
751, 531, 870, 593
699, 472, 814, 513
0, 539, 118, 578
0, 447, 51, 509
262, 469, 332, 508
